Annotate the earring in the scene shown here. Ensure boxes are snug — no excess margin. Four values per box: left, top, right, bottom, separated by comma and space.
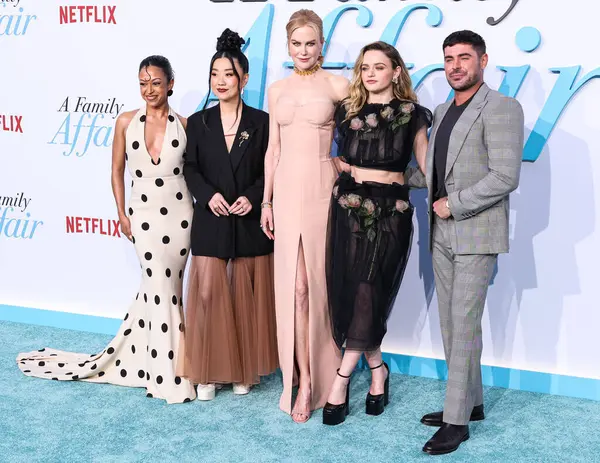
392, 77, 398, 84
167, 89, 173, 96
241, 88, 245, 96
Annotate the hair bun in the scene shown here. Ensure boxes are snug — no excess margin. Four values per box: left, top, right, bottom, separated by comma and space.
216, 28, 245, 53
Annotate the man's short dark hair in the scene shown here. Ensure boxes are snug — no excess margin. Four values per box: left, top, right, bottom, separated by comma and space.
443, 30, 486, 57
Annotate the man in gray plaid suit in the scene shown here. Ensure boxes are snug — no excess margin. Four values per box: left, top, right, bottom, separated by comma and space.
407, 30, 524, 455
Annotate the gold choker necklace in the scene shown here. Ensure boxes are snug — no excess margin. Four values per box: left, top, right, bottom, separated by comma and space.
294, 60, 322, 76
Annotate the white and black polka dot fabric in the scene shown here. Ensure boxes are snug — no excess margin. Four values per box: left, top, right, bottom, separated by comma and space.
16, 107, 196, 404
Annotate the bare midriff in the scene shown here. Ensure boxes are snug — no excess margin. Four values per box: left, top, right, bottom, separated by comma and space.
349, 165, 405, 186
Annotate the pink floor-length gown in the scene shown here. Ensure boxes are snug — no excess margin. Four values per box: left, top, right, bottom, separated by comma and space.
272, 74, 342, 414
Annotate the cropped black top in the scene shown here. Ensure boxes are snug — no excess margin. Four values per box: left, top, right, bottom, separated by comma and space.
334, 98, 433, 173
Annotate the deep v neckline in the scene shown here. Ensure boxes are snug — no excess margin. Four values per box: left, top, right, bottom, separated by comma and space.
223, 124, 241, 154
219, 110, 242, 155
143, 108, 170, 164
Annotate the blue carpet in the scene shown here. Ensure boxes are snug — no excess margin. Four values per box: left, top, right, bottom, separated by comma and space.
1, 320, 598, 463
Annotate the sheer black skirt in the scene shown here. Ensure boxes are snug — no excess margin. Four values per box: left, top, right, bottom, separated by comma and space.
326, 172, 414, 351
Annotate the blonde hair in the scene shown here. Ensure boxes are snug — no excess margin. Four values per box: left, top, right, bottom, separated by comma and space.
286, 9, 324, 43
345, 41, 417, 120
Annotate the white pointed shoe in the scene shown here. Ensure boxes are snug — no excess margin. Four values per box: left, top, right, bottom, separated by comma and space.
196, 384, 216, 401
233, 384, 251, 395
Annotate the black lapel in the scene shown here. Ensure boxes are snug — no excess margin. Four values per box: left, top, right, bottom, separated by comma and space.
229, 104, 256, 173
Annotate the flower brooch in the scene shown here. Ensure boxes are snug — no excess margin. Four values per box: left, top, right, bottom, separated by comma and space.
239, 131, 249, 147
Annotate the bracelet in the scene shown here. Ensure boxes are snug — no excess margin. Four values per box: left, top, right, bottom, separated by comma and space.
261, 201, 272, 209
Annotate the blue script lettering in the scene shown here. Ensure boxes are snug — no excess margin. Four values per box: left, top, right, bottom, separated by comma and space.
48, 113, 114, 157
0, 6, 36, 36
194, 4, 597, 162
0, 208, 43, 239
523, 66, 600, 162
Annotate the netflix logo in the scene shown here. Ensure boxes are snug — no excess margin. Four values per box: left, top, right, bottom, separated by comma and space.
59, 5, 116, 24
1, 115, 23, 133
66, 216, 121, 237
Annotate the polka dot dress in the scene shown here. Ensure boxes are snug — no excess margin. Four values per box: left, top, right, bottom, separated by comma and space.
16, 107, 196, 404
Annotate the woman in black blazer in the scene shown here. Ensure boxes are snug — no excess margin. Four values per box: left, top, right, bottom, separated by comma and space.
177, 29, 278, 400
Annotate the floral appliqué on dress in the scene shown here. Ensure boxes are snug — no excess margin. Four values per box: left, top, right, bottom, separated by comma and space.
349, 102, 414, 134
332, 186, 410, 242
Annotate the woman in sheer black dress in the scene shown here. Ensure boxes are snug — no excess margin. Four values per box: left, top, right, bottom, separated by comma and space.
323, 41, 432, 425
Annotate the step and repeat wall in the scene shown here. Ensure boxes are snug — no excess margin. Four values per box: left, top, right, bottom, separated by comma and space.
1, 0, 599, 382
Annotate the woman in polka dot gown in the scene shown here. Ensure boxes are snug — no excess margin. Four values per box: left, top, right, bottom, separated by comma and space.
16, 56, 196, 404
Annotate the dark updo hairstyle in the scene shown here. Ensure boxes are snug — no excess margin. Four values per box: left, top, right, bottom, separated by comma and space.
203, 29, 249, 126
139, 55, 175, 96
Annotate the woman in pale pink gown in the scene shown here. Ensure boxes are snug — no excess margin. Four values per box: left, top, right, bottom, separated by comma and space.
260, 9, 349, 423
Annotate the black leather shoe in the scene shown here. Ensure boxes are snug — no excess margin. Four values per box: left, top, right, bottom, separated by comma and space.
365, 362, 389, 416
323, 370, 351, 426
420, 404, 484, 427
422, 423, 469, 455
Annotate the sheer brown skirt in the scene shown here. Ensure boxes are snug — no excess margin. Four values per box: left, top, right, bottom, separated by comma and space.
177, 254, 279, 385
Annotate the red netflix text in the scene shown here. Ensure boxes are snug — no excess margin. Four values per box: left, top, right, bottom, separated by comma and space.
66, 216, 121, 237
1, 115, 23, 133
59, 5, 116, 24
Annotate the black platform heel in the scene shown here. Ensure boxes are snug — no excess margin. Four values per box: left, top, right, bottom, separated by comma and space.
322, 370, 351, 426
365, 362, 389, 416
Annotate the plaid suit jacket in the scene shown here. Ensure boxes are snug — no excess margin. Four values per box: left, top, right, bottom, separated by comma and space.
407, 83, 524, 254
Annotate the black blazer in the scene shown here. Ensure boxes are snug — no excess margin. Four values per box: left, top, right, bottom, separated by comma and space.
184, 103, 273, 259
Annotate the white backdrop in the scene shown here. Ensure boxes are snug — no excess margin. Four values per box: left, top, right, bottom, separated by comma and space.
1, 0, 599, 382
